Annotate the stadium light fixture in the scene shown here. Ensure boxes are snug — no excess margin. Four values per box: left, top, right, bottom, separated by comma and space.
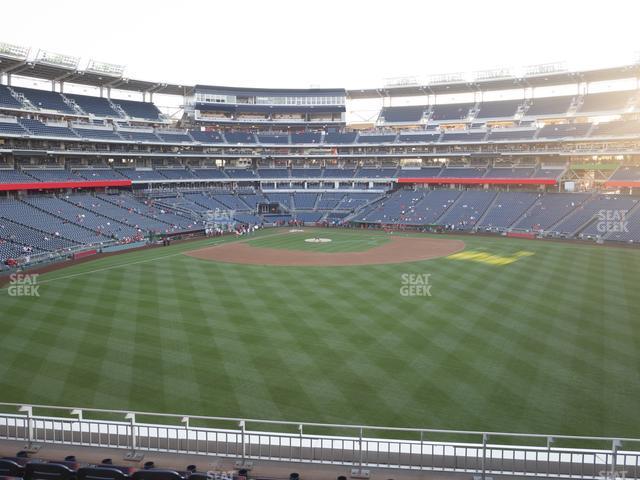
474, 67, 513, 82
86, 60, 125, 78
0, 42, 30, 60
35, 49, 80, 70
523, 62, 567, 77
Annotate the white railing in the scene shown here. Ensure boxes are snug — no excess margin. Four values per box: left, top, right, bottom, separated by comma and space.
0, 403, 639, 478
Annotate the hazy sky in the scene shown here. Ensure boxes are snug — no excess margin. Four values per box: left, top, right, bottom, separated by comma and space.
2, 0, 639, 90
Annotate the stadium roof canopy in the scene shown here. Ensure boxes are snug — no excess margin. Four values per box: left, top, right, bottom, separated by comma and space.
1, 42, 638, 99
0, 45, 193, 96
346, 64, 640, 99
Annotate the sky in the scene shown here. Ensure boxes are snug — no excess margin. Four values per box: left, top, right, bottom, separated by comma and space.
1, 0, 639, 91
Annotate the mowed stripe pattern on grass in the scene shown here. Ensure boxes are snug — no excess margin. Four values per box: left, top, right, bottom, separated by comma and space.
1, 229, 639, 437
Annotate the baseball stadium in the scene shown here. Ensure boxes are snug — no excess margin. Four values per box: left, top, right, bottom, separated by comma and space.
1, 2, 640, 479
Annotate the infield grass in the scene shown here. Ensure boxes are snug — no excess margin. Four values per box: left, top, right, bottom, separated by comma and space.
246, 229, 390, 252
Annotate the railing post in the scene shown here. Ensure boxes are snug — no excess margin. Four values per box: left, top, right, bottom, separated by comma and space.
71, 409, 83, 445
298, 424, 303, 463
181, 416, 189, 454
350, 426, 369, 478
420, 431, 424, 470
239, 420, 246, 464
359, 427, 364, 469
26, 406, 33, 447
129, 413, 136, 452
123, 412, 143, 461
233, 420, 252, 471
611, 439, 622, 478
481, 433, 488, 480
18, 405, 39, 452
547, 436, 554, 477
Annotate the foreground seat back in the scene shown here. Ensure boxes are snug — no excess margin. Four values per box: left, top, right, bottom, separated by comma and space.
0, 459, 25, 478
131, 471, 183, 480
76, 467, 129, 480
24, 463, 75, 480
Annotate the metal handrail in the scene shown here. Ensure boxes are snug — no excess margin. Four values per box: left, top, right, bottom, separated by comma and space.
0, 402, 638, 444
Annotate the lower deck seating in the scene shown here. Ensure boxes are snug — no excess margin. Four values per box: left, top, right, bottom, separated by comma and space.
603, 207, 640, 242
2, 186, 639, 263
0, 198, 110, 247
436, 191, 498, 230
22, 196, 138, 239
512, 193, 591, 231
477, 192, 539, 230
576, 196, 640, 238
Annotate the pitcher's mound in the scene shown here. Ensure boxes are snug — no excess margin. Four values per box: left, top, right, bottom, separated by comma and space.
186, 236, 464, 267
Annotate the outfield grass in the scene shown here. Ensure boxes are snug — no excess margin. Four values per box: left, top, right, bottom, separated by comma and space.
1, 228, 639, 438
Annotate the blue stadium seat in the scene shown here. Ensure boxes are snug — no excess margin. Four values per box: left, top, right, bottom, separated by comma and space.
19, 118, 79, 138
0, 119, 28, 136
380, 105, 427, 123
110, 98, 162, 120
0, 85, 23, 109
12, 86, 75, 114
66, 93, 122, 117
